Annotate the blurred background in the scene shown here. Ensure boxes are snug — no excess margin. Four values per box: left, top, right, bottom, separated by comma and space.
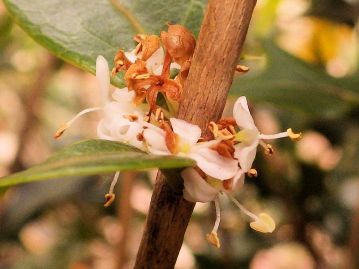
0, 0, 359, 268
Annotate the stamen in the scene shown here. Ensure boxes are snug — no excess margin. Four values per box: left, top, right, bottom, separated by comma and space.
227, 193, 258, 221
206, 196, 221, 248
259, 131, 288, 140
229, 125, 237, 135
287, 128, 302, 141
247, 168, 258, 178
155, 108, 161, 121
209, 122, 219, 138
104, 171, 120, 207
54, 107, 102, 139
235, 64, 249, 73
218, 129, 234, 140
259, 141, 274, 155
227, 194, 276, 233
134, 73, 151, 79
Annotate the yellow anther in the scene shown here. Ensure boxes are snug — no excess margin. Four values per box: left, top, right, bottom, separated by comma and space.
287, 128, 302, 141
247, 168, 258, 178
134, 73, 151, 79
209, 121, 219, 138
206, 231, 221, 248
265, 144, 274, 155
235, 64, 249, 73
218, 129, 234, 140
104, 193, 115, 207
229, 125, 237, 135
54, 123, 69, 139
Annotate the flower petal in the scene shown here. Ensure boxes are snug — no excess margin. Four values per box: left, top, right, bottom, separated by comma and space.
96, 55, 110, 105
170, 118, 201, 145
112, 88, 135, 104
181, 168, 219, 203
189, 147, 239, 180
143, 127, 169, 155
124, 50, 137, 63
146, 47, 164, 75
233, 96, 256, 130
234, 140, 259, 172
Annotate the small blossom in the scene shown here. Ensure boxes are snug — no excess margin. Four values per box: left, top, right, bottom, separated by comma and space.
144, 118, 239, 180
233, 96, 302, 172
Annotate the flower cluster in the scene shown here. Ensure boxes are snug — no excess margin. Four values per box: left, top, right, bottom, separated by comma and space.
55, 24, 301, 248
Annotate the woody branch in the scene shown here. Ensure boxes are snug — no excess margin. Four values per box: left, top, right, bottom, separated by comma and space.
134, 0, 257, 268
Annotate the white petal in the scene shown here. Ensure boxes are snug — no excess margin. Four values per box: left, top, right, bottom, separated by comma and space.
181, 168, 219, 203
146, 47, 164, 74
112, 88, 135, 103
234, 140, 259, 172
232, 170, 245, 191
96, 55, 110, 105
189, 148, 239, 180
170, 118, 201, 145
170, 62, 181, 69
143, 127, 169, 155
125, 50, 137, 63
233, 96, 256, 130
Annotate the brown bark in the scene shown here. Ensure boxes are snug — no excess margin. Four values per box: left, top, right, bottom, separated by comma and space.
117, 172, 135, 269
134, 0, 256, 268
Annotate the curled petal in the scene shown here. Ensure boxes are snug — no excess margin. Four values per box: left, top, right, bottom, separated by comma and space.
234, 140, 259, 172
181, 168, 219, 203
190, 148, 239, 180
137, 34, 161, 61
96, 55, 110, 105
170, 118, 201, 145
160, 24, 196, 66
233, 96, 256, 130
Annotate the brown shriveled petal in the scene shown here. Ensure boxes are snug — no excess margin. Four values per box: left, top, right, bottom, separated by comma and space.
124, 60, 149, 88
134, 34, 161, 61
210, 140, 235, 159
112, 50, 133, 75
162, 122, 179, 154
160, 24, 196, 66
146, 85, 160, 111
217, 117, 237, 129
161, 78, 182, 102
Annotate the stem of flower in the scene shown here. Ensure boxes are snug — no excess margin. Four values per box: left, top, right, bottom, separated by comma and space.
134, 1, 257, 267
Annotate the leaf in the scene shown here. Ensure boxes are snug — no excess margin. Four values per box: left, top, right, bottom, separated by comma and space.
4, 0, 206, 87
231, 41, 359, 118
0, 139, 195, 188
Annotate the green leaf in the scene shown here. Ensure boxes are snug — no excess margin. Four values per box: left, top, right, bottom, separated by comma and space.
4, 0, 206, 87
231, 41, 359, 118
0, 139, 195, 188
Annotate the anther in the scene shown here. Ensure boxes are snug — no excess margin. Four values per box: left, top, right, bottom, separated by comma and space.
247, 168, 258, 178
287, 128, 302, 141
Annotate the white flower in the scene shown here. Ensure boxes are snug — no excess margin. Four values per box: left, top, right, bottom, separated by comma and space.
55, 55, 148, 151
233, 96, 301, 172
143, 118, 239, 180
